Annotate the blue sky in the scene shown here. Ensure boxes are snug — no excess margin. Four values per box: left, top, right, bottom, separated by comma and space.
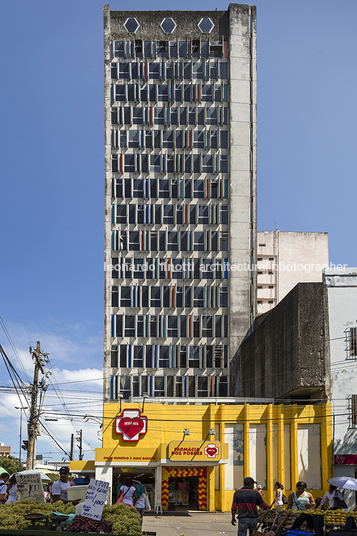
0, 0, 356, 461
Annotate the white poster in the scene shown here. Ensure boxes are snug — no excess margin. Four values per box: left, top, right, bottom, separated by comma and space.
82, 479, 109, 520
16, 471, 45, 504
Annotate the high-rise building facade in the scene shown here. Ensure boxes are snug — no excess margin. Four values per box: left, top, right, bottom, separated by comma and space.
103, 5, 257, 402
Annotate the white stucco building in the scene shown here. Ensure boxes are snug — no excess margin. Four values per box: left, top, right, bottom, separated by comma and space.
103, 5, 257, 401
324, 268, 357, 508
257, 231, 329, 314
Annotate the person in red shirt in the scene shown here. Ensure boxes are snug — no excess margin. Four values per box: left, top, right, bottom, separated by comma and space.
231, 477, 269, 536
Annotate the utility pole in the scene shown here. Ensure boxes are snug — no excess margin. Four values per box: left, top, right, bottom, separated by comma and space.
70, 434, 74, 461
26, 341, 49, 470
77, 430, 83, 461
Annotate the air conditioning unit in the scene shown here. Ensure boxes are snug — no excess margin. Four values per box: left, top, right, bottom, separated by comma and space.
211, 177, 219, 183
111, 345, 118, 351
150, 315, 157, 322
112, 286, 118, 292
180, 345, 187, 352
214, 346, 223, 356
171, 178, 178, 185
193, 315, 200, 322
137, 315, 144, 321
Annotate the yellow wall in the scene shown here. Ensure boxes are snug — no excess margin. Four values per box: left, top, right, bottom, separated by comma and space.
92, 402, 332, 512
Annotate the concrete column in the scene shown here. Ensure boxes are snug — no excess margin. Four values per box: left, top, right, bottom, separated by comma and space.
243, 405, 250, 478
155, 466, 162, 507
266, 404, 273, 505
290, 405, 299, 487
208, 466, 215, 512
277, 404, 285, 488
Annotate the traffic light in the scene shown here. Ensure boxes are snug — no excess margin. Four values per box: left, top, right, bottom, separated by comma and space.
22, 440, 28, 451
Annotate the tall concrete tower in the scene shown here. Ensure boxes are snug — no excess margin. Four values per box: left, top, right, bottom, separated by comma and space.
103, 4, 257, 402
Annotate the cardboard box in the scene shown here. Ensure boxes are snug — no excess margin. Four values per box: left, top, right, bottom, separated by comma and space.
66, 485, 88, 502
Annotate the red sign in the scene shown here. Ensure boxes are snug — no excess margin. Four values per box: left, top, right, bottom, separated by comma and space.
334, 455, 357, 465
115, 409, 147, 442
204, 443, 219, 458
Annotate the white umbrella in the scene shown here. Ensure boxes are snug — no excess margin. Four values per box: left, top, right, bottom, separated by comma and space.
327, 476, 357, 491
15, 469, 51, 482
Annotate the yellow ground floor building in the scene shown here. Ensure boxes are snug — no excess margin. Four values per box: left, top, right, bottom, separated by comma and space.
70, 402, 332, 512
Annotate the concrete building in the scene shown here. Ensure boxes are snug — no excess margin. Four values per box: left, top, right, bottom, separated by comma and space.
257, 231, 329, 314
0, 442, 11, 456
237, 282, 330, 400
324, 268, 357, 509
103, 5, 257, 401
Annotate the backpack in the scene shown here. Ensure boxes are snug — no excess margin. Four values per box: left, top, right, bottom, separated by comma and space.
282, 493, 288, 505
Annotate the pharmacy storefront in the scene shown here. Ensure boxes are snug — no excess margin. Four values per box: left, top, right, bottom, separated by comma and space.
71, 402, 332, 512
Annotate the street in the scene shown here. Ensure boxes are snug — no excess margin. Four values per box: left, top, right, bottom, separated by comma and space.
142, 511, 237, 536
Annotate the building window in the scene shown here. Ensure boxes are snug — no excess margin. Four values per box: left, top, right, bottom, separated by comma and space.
151, 287, 161, 308
168, 231, 179, 251
194, 231, 204, 251
120, 376, 131, 399
198, 205, 209, 224
202, 315, 213, 337
133, 346, 144, 367
149, 62, 160, 79
168, 316, 178, 337
194, 179, 205, 199
197, 376, 208, 397
159, 346, 170, 368
176, 376, 183, 397
219, 376, 228, 396
154, 107, 165, 125
351, 395, 357, 426
124, 315, 135, 337
121, 287, 131, 307
163, 204, 174, 224
189, 346, 200, 368
351, 328, 357, 357
129, 231, 140, 251
154, 376, 165, 396
194, 287, 204, 308
220, 286, 228, 308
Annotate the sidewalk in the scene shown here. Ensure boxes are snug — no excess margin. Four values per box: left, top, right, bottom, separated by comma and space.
142, 511, 237, 536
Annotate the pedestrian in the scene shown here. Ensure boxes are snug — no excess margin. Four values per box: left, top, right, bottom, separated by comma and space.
51, 467, 79, 505
6, 475, 18, 503
318, 485, 345, 510
115, 476, 122, 502
0, 473, 10, 504
256, 485, 265, 497
231, 477, 269, 536
119, 477, 137, 507
133, 480, 146, 524
272, 482, 284, 510
286, 481, 315, 531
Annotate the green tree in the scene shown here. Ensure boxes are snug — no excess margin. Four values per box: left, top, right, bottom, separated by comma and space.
0, 455, 25, 475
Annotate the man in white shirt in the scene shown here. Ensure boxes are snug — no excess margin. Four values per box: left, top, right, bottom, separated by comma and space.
51, 467, 79, 505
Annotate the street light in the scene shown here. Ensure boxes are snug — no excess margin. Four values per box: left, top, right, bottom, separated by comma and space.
15, 406, 28, 471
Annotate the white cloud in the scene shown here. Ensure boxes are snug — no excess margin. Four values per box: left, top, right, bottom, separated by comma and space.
0, 320, 104, 462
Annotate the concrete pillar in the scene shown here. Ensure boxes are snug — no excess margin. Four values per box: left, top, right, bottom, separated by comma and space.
155, 465, 162, 507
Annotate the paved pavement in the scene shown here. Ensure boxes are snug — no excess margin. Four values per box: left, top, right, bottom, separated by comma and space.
142, 511, 237, 536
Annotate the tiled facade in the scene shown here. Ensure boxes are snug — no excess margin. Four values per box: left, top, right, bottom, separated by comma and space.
103, 6, 257, 401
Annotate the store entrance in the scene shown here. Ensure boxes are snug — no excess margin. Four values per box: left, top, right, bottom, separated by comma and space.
168, 476, 200, 510
113, 468, 155, 508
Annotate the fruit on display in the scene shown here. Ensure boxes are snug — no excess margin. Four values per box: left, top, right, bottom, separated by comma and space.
102, 503, 142, 536
258, 508, 357, 526
0, 500, 142, 535
0, 500, 75, 530
66, 515, 112, 533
